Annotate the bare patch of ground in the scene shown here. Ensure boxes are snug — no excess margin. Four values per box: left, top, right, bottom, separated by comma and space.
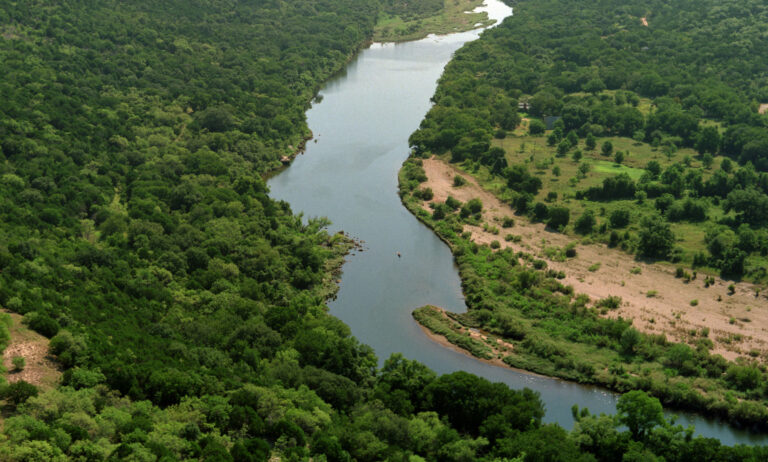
421, 157, 768, 362
3, 312, 61, 390
641, 17, 649, 27
759, 103, 768, 115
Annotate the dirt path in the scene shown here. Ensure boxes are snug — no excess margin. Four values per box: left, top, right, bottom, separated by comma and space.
3, 312, 61, 389
421, 157, 768, 362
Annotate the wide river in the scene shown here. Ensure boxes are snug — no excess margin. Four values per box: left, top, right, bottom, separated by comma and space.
268, 0, 764, 445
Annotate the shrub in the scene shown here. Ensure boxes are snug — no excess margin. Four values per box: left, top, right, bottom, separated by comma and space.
601, 140, 613, 156
596, 296, 622, 309
453, 175, 467, 187
24, 313, 60, 338
532, 202, 549, 222
12, 356, 25, 372
620, 328, 642, 354
502, 217, 515, 228
466, 198, 483, 214
414, 187, 434, 201
1, 381, 38, 405
548, 206, 570, 229
490, 240, 501, 249
609, 209, 630, 228
575, 210, 596, 234
529, 119, 546, 135
445, 196, 462, 210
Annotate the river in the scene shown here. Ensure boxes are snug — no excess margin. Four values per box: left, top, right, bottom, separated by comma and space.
267, 0, 764, 445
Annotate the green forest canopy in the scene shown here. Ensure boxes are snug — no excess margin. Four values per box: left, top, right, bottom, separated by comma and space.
0, 0, 767, 460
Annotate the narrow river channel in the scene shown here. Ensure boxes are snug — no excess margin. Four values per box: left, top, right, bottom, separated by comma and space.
268, 0, 764, 445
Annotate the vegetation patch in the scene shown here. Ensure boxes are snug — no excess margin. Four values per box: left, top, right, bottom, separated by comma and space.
374, 0, 493, 42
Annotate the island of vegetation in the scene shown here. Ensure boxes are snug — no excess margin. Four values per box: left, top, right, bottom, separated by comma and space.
0, 0, 767, 460
374, 0, 494, 43
402, 0, 768, 434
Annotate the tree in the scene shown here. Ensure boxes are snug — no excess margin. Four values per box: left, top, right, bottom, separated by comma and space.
637, 216, 675, 259
1, 380, 38, 405
505, 165, 542, 194
566, 130, 579, 147
620, 328, 642, 354
609, 209, 630, 228
616, 391, 664, 440
532, 202, 549, 222
577, 162, 591, 178
646, 160, 662, 178
696, 126, 720, 154
614, 151, 625, 164
529, 119, 546, 135
585, 133, 596, 151
556, 140, 571, 157
724, 188, 768, 226
583, 78, 606, 94
548, 207, 570, 230
601, 140, 613, 157
574, 210, 595, 234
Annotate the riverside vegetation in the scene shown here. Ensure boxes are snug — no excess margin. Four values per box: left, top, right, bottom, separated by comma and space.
403, 0, 768, 437
1, 0, 767, 460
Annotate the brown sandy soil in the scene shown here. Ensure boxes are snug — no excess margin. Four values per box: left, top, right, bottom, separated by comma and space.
3, 312, 61, 390
420, 157, 768, 362
641, 17, 649, 27
759, 103, 768, 115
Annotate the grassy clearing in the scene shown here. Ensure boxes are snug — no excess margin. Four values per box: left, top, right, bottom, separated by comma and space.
470, 125, 756, 272
373, 0, 492, 42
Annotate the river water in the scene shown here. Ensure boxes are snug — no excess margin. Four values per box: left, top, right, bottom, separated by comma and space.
267, 0, 764, 445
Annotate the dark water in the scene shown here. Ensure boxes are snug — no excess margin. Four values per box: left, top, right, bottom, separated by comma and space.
268, 1, 764, 445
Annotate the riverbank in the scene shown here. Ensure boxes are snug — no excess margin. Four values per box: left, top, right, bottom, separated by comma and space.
399, 155, 768, 430
419, 156, 768, 362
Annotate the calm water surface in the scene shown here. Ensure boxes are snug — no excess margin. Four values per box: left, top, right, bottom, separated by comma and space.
268, 1, 764, 445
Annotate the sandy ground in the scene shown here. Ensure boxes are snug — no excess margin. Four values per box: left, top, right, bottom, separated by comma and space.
759, 103, 768, 115
420, 157, 768, 362
641, 17, 649, 27
3, 312, 61, 389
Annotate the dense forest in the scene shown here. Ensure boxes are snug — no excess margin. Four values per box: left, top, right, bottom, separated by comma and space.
1, 0, 767, 459
401, 0, 768, 436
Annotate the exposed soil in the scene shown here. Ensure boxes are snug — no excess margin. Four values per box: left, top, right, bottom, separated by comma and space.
641, 17, 649, 27
759, 103, 768, 115
2, 312, 61, 389
420, 157, 768, 362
